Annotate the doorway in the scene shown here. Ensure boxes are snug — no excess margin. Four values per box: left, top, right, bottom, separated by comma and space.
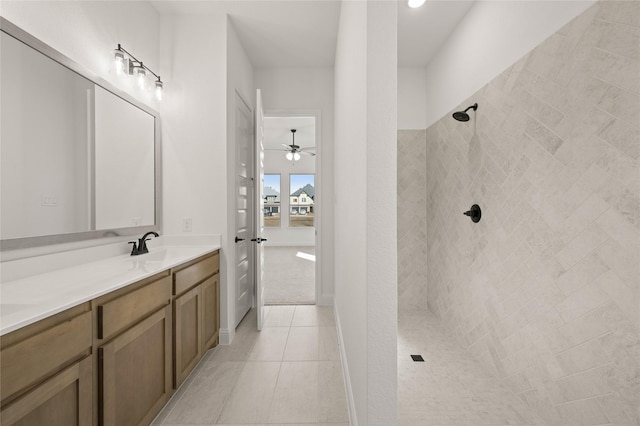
261, 114, 319, 305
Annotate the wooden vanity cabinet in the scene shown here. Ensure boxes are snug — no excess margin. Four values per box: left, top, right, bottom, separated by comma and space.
1, 249, 220, 426
172, 252, 219, 388
93, 272, 172, 426
0, 303, 93, 426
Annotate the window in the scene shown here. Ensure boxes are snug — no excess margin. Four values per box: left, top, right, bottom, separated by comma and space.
263, 174, 281, 227
289, 174, 315, 227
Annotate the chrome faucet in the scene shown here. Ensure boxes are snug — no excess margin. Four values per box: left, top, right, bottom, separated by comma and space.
129, 231, 159, 256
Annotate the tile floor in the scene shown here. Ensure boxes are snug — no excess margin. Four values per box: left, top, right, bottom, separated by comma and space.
155, 305, 550, 426
153, 305, 349, 426
398, 310, 545, 425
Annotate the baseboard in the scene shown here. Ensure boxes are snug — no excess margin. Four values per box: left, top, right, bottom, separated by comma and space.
218, 327, 234, 345
334, 299, 358, 426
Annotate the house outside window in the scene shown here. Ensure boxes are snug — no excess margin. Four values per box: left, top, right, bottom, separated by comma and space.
263, 174, 281, 227
289, 174, 315, 227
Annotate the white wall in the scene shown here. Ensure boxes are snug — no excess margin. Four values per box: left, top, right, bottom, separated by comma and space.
334, 1, 398, 424
254, 68, 334, 303
397, 67, 427, 129
158, 13, 231, 336
424, 0, 597, 127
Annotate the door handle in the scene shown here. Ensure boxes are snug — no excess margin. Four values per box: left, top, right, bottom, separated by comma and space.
235, 236, 245, 243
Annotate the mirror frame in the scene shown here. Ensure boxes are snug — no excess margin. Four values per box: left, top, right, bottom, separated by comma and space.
0, 17, 162, 251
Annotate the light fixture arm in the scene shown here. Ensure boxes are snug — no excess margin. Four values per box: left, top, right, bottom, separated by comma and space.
116, 44, 162, 81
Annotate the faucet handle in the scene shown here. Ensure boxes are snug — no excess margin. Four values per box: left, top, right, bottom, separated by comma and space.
128, 241, 138, 256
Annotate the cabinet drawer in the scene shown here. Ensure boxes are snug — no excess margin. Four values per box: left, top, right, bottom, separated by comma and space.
97, 275, 171, 341
173, 252, 219, 295
1, 311, 92, 403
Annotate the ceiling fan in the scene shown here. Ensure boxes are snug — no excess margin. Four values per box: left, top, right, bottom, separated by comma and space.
267, 129, 316, 161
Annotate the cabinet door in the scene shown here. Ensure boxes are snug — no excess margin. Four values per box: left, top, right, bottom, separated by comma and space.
0, 356, 92, 426
174, 286, 202, 388
202, 273, 220, 351
100, 305, 171, 426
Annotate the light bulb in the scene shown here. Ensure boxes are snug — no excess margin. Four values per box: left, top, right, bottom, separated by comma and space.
114, 49, 125, 74
286, 152, 293, 161
408, 0, 426, 8
293, 153, 301, 161
155, 80, 163, 101
135, 65, 146, 89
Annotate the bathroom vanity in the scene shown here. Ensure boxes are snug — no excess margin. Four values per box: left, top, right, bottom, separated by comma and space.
0, 16, 222, 426
0, 246, 220, 426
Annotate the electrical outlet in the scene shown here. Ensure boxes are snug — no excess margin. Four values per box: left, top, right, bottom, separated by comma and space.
182, 217, 192, 232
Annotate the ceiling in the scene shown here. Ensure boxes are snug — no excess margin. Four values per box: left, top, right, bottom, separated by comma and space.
263, 116, 316, 150
151, 0, 476, 68
398, 0, 475, 67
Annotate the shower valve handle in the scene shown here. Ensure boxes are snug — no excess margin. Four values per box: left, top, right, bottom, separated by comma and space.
463, 204, 482, 223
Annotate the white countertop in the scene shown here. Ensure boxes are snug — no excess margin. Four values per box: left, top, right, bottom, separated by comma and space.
0, 242, 220, 336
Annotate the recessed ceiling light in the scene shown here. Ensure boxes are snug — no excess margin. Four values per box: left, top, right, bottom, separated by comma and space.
408, 0, 426, 8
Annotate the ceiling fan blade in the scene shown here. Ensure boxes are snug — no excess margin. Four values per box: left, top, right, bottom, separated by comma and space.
281, 143, 292, 149
300, 151, 316, 156
298, 147, 316, 152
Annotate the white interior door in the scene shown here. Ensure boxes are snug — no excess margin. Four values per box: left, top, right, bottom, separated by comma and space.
255, 89, 266, 331
234, 93, 253, 327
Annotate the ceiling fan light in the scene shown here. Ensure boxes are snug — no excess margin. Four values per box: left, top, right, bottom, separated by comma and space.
286, 152, 294, 161
408, 0, 426, 8
293, 152, 301, 161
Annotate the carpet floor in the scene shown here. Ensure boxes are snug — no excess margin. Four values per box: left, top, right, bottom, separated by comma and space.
263, 246, 316, 305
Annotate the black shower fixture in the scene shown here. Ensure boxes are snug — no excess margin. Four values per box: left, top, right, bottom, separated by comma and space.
463, 204, 482, 223
452, 103, 478, 122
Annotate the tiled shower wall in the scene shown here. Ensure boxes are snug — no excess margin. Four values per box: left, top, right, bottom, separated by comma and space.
425, 1, 640, 424
398, 130, 428, 310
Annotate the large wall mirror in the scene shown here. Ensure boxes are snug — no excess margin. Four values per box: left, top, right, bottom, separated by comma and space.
0, 17, 161, 250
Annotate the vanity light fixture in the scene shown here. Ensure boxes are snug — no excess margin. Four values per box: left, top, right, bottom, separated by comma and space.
113, 44, 163, 101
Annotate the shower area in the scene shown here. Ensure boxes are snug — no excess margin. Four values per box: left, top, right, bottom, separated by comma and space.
398, 1, 640, 424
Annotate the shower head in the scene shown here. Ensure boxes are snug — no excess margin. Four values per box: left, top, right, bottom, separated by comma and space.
452, 103, 478, 122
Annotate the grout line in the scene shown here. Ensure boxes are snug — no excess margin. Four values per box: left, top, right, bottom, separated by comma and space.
554, 331, 613, 356
593, 16, 640, 31
553, 392, 614, 407
553, 361, 615, 382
